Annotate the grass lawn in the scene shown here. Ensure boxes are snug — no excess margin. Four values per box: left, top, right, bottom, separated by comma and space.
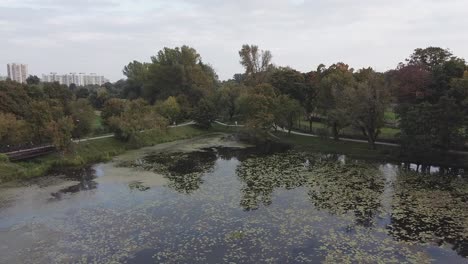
275, 132, 398, 161
384, 110, 397, 122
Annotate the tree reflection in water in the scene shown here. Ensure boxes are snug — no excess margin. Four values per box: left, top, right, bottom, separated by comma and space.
49, 167, 98, 200
388, 169, 468, 257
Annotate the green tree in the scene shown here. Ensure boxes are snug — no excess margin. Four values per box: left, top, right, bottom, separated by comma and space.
155, 96, 181, 124
101, 98, 127, 124
274, 95, 303, 134
237, 84, 277, 137
0, 112, 30, 146
76, 87, 90, 98
122, 60, 149, 99
348, 69, 390, 148
192, 98, 217, 128
69, 99, 95, 139
317, 63, 355, 140
407, 47, 453, 70
26, 75, 41, 85
46, 116, 75, 151
108, 99, 168, 142
216, 82, 243, 121
142, 46, 218, 104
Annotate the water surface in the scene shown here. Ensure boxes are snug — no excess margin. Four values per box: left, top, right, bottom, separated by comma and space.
0, 134, 467, 263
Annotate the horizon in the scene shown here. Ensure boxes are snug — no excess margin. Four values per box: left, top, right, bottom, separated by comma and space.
1, 0, 467, 81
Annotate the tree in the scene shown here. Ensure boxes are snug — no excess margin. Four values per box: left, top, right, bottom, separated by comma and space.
76, 87, 90, 99
396, 47, 468, 158
101, 98, 127, 123
348, 69, 389, 148
26, 75, 40, 85
0, 112, 30, 147
155, 96, 181, 124
140, 46, 218, 104
216, 82, 243, 121
122, 60, 149, 99
108, 99, 167, 142
407, 47, 453, 70
69, 99, 95, 139
274, 95, 303, 134
270, 67, 305, 102
317, 63, 355, 140
239, 44, 274, 85
46, 117, 74, 151
237, 84, 277, 137
192, 98, 217, 128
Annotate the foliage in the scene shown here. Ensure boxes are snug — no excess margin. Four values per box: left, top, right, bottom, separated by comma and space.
192, 98, 217, 128
348, 69, 390, 148
239, 44, 274, 85
26, 75, 41, 85
123, 46, 218, 105
317, 63, 355, 140
396, 47, 468, 157
215, 82, 243, 121
0, 153, 9, 162
0, 112, 30, 146
46, 116, 75, 151
155, 96, 181, 124
108, 99, 168, 142
237, 84, 277, 137
69, 98, 95, 139
274, 95, 303, 134
101, 98, 127, 124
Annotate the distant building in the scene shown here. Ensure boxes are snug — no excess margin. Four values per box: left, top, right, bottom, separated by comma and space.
7, 63, 28, 83
41, 72, 108, 86
0, 76, 7, 81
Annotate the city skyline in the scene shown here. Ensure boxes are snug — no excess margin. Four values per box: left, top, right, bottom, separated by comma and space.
42, 72, 109, 86
6, 63, 28, 83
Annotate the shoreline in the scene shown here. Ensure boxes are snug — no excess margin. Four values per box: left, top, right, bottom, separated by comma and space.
1, 124, 467, 184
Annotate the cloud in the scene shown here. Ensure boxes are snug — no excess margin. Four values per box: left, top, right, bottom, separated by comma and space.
0, 0, 467, 81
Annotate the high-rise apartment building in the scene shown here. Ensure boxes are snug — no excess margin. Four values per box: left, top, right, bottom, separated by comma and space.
41, 72, 108, 86
7, 63, 28, 83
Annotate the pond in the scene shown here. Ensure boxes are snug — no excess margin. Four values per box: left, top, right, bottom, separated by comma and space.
0, 134, 467, 263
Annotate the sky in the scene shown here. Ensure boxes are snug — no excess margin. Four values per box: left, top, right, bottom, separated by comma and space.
1, 0, 467, 81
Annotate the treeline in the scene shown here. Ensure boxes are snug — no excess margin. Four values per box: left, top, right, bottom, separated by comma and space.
1, 45, 467, 161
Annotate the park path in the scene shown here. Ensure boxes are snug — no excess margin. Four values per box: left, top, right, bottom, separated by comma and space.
2, 121, 196, 155
4, 120, 467, 156
214, 121, 468, 155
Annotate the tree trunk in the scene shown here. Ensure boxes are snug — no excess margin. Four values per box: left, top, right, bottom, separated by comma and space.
309, 118, 313, 132
367, 131, 376, 149
332, 123, 339, 140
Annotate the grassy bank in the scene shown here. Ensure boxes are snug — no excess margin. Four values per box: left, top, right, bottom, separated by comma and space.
0, 125, 209, 183
276, 132, 468, 168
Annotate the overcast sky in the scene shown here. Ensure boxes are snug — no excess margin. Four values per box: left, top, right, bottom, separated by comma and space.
1, 0, 467, 81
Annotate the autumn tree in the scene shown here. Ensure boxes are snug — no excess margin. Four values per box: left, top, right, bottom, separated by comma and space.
396, 47, 468, 156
